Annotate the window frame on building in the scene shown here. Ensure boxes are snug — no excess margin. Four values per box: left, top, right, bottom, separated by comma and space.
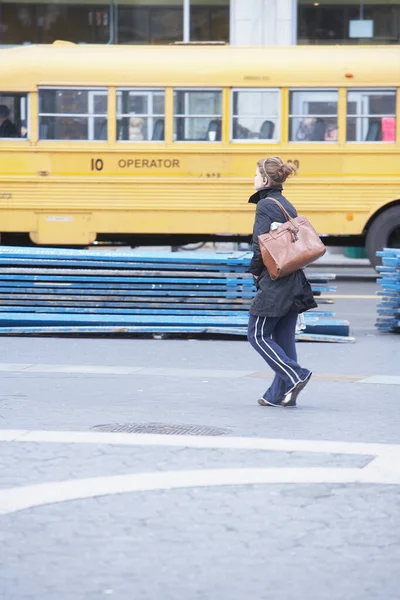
297, 2, 400, 46
173, 88, 223, 143
288, 88, 339, 143
346, 88, 397, 143
116, 88, 165, 142
230, 87, 281, 143
0, 92, 29, 141
38, 86, 108, 142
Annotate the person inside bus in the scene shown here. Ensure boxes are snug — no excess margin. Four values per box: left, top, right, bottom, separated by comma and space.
20, 120, 28, 138
129, 117, 145, 141
247, 156, 316, 407
259, 120, 275, 139
296, 117, 326, 141
0, 105, 18, 138
324, 123, 338, 141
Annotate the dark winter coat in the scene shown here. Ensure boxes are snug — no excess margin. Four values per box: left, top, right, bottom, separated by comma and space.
247, 186, 317, 317
0, 119, 17, 138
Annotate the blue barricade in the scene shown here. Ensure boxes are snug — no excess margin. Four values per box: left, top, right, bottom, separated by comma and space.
0, 246, 352, 341
376, 248, 400, 333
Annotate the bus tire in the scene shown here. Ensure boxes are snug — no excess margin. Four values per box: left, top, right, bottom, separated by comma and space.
0, 232, 31, 246
366, 205, 400, 268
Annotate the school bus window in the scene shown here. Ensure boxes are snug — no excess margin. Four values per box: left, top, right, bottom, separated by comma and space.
289, 89, 338, 142
174, 89, 222, 142
116, 89, 165, 141
38, 88, 108, 141
232, 89, 280, 142
0, 93, 28, 139
347, 89, 396, 142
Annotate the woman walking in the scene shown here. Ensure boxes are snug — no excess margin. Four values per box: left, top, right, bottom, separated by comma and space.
247, 156, 316, 407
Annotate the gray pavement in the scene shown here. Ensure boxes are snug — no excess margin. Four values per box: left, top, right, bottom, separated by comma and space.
1, 278, 400, 600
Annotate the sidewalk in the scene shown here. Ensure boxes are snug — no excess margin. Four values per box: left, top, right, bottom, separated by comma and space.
0, 280, 398, 600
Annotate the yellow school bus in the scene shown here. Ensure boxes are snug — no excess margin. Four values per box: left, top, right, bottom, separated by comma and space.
0, 42, 399, 265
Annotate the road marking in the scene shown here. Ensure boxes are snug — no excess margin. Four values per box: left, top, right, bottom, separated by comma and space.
359, 375, 400, 386
0, 467, 392, 517
0, 430, 400, 515
0, 362, 398, 385
247, 371, 364, 383
0, 363, 33, 372
134, 367, 254, 379
321, 295, 377, 299
0, 362, 253, 379
0, 428, 396, 456
1, 430, 399, 516
25, 364, 144, 375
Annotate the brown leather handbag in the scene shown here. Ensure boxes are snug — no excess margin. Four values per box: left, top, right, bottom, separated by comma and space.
258, 198, 326, 280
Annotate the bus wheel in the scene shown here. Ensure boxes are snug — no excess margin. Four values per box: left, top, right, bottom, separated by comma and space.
0, 233, 32, 246
366, 206, 400, 268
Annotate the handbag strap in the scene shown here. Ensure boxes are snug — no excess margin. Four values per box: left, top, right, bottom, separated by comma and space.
265, 197, 299, 232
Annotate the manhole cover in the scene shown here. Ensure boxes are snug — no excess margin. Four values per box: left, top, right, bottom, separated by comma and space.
91, 422, 227, 436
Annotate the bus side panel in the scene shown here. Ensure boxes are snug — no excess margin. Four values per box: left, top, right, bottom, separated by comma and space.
0, 148, 399, 244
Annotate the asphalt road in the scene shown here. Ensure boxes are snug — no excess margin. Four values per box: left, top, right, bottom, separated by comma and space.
1, 277, 399, 600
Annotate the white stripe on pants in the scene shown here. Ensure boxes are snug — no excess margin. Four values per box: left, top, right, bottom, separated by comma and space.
248, 314, 307, 395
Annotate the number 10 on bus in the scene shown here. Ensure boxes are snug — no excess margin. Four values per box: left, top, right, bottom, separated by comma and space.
91, 158, 104, 171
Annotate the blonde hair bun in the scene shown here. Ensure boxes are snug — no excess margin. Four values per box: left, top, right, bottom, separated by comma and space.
280, 161, 297, 178
257, 156, 297, 187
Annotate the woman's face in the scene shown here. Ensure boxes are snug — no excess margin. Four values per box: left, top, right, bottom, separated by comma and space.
254, 167, 266, 191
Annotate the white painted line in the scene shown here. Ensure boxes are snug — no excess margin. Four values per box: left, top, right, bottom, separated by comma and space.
0, 429, 397, 457
24, 364, 144, 375
1, 430, 399, 515
138, 367, 255, 379
0, 465, 396, 517
0, 361, 398, 384
0, 430, 30, 441
327, 295, 378, 300
0, 362, 253, 379
0, 363, 33, 372
358, 376, 400, 386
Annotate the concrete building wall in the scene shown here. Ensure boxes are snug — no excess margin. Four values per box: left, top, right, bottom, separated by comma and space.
230, 0, 296, 45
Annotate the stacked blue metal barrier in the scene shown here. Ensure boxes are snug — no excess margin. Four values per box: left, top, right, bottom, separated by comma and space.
376, 248, 400, 333
0, 246, 352, 341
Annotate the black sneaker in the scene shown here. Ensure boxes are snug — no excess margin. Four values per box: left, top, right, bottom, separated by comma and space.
282, 372, 312, 408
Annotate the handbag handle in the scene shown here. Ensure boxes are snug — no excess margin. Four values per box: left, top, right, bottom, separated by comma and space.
265, 197, 299, 232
